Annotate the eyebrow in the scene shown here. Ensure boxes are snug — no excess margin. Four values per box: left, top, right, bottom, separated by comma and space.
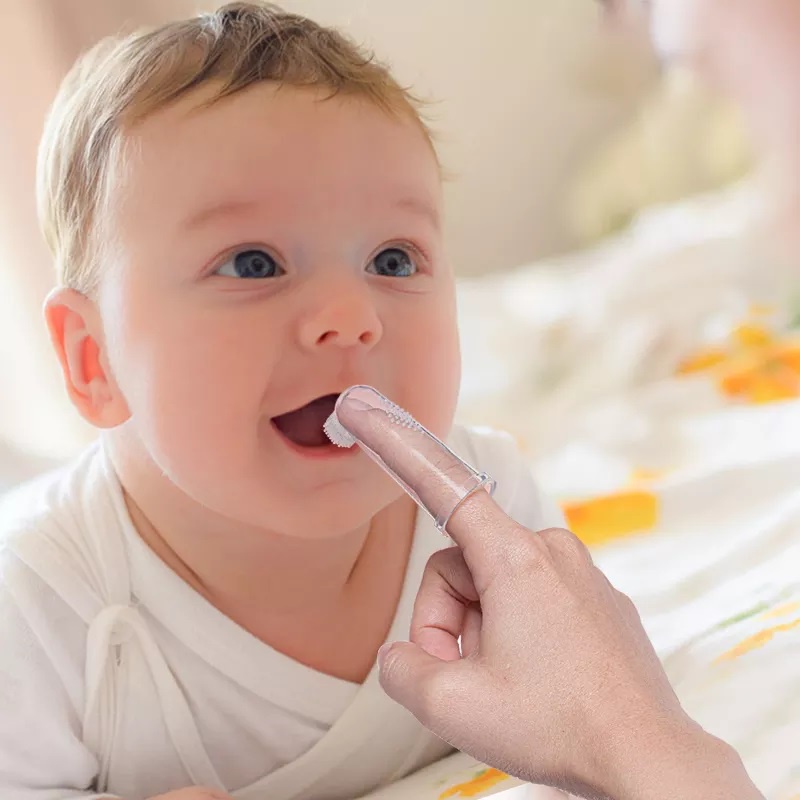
182, 199, 261, 231
181, 195, 440, 231
395, 196, 441, 230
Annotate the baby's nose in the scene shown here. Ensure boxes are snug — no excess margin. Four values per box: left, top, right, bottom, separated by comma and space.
298, 282, 383, 350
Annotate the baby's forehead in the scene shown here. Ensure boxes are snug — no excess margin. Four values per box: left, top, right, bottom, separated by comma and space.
127, 83, 437, 169
115, 86, 442, 230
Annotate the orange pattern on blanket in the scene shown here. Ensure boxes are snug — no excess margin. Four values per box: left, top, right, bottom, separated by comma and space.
716, 617, 800, 663
563, 490, 658, 547
676, 347, 729, 375
719, 348, 800, 404
438, 769, 510, 799
676, 319, 800, 405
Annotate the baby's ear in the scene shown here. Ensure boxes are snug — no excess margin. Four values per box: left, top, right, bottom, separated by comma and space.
44, 288, 130, 429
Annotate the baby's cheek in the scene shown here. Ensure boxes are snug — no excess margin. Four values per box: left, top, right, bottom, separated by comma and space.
399, 311, 460, 437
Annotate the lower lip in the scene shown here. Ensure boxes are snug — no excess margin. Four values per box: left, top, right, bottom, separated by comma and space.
270, 421, 359, 460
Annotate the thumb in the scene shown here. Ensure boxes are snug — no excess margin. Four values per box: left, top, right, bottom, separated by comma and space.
377, 641, 451, 725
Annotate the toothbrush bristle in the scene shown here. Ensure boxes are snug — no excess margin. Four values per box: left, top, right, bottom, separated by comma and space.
324, 394, 423, 448
323, 411, 357, 448
385, 400, 424, 431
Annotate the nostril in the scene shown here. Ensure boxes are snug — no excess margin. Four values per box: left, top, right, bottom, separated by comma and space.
314, 329, 376, 346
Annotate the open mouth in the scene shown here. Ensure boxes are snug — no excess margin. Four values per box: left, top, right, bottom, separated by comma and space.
271, 394, 339, 449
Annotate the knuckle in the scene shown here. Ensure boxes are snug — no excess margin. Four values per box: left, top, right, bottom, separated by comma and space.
617, 589, 640, 616
510, 530, 551, 572
541, 526, 591, 560
424, 546, 469, 591
426, 545, 461, 573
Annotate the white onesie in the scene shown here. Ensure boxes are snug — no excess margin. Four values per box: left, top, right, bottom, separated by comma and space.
0, 426, 563, 800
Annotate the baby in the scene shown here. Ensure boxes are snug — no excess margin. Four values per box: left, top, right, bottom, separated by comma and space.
0, 4, 562, 799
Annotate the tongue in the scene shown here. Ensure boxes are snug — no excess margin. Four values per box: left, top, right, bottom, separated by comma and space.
273, 395, 338, 448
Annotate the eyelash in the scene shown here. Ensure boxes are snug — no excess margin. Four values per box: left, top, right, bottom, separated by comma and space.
206, 243, 281, 277
371, 240, 431, 274
208, 239, 433, 278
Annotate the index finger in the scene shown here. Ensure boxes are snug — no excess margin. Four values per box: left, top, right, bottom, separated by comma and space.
333, 385, 512, 550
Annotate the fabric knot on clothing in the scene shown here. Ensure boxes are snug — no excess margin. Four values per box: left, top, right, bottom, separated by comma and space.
91, 603, 140, 647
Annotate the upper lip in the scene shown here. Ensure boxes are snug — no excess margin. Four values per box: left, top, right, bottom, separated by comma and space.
269, 387, 351, 419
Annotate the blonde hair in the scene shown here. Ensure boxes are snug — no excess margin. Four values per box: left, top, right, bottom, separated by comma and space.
37, 2, 431, 295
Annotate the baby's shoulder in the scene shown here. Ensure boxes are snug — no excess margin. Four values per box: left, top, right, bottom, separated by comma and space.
0, 443, 115, 606
0, 450, 87, 547
448, 424, 526, 509
448, 424, 563, 532
0, 466, 94, 706
448, 424, 520, 468
1, 471, 65, 537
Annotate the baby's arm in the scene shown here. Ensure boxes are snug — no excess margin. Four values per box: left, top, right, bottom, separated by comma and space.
0, 552, 123, 800
0, 580, 105, 798
495, 437, 566, 534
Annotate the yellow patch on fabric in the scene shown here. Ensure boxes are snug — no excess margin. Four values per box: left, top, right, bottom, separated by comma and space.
732, 323, 773, 348
761, 602, 800, 621
676, 347, 728, 375
737, 371, 800, 404
628, 467, 669, 485
563, 490, 658, 547
716, 617, 800, 663
748, 303, 777, 317
438, 769, 510, 799
717, 342, 800, 403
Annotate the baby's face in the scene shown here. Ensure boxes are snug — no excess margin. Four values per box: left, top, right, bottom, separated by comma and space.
99, 84, 460, 537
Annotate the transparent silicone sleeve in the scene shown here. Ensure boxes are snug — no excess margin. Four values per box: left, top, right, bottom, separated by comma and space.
334, 385, 496, 534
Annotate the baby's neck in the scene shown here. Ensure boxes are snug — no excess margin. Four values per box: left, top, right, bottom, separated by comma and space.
105, 434, 409, 617
122, 490, 372, 612
121, 480, 416, 681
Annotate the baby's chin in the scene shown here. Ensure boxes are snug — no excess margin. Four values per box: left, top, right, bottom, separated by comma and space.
148, 440, 406, 538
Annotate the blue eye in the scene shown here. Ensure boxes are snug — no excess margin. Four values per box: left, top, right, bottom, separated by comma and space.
216, 249, 283, 279
367, 248, 416, 278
